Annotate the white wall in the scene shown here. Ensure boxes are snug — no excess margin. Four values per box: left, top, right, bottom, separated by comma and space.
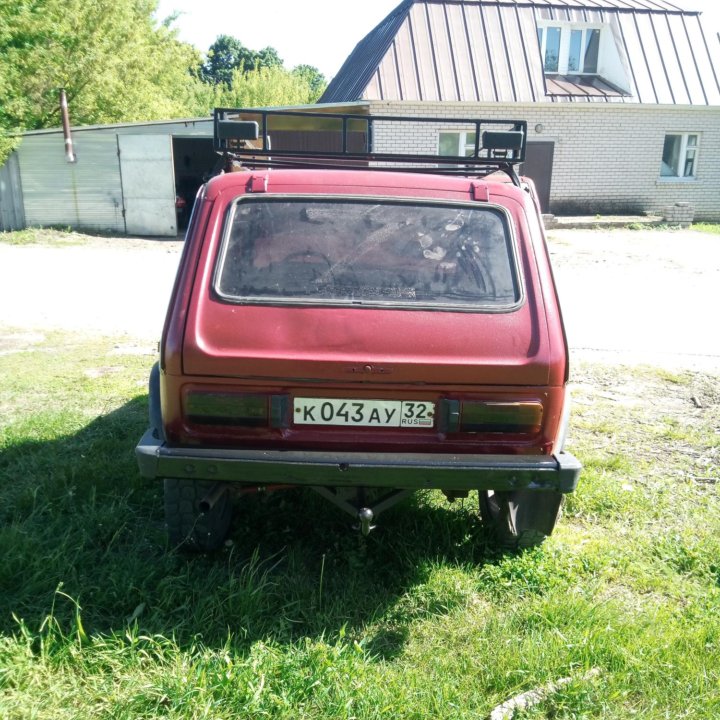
368, 101, 720, 221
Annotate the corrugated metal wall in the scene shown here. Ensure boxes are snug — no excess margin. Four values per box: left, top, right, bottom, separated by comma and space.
13, 119, 214, 234
0, 153, 25, 231
18, 133, 125, 232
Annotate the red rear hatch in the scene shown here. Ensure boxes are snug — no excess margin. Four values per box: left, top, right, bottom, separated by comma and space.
183, 170, 555, 387
170, 171, 567, 454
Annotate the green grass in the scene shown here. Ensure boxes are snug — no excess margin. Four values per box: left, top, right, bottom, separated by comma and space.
1, 337, 719, 718
620, 222, 720, 233
0, 227, 88, 246
692, 223, 720, 235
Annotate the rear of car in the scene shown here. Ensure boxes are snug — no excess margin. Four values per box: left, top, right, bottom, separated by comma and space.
136, 111, 580, 551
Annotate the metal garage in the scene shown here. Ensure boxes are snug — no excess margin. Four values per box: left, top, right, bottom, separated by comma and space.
2, 118, 217, 236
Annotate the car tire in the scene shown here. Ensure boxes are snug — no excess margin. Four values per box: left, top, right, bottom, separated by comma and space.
164, 478, 232, 551
479, 489, 563, 550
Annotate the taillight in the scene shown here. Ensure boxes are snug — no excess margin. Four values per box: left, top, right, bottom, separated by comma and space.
442, 400, 543, 434
185, 392, 289, 427
461, 401, 543, 433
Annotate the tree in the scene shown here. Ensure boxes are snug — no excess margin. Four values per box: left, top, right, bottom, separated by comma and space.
215, 64, 323, 108
201, 36, 285, 85
292, 65, 327, 100
255, 46, 283, 70
200, 34, 254, 85
0, 0, 210, 163
0, 4, 330, 166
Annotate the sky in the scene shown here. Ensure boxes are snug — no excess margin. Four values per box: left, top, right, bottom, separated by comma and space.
155, 0, 401, 79
155, 0, 720, 81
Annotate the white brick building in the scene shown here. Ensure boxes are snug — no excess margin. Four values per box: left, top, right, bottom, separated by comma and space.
319, 0, 720, 221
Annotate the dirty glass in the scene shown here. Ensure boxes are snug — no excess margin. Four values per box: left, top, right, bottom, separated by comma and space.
216, 199, 520, 310
438, 132, 477, 158
661, 134, 681, 176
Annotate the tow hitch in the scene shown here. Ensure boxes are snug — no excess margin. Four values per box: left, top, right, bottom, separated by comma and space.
311, 487, 413, 535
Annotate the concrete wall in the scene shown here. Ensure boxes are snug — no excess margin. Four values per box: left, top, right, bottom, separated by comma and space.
368, 101, 720, 221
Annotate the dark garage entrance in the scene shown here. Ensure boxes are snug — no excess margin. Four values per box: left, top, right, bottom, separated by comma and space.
172, 137, 218, 229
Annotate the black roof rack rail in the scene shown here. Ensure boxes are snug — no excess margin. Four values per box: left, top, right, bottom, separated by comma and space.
213, 108, 527, 185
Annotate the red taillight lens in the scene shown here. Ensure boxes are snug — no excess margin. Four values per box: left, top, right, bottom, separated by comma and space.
185, 392, 269, 426
459, 401, 543, 434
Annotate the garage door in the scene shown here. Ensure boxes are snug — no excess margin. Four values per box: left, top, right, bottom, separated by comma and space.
118, 134, 177, 236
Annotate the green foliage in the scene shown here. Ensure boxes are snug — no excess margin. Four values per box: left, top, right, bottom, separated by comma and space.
0, 11, 328, 167
198, 35, 325, 105
692, 222, 720, 235
293, 65, 327, 100
0, 0, 210, 145
0, 130, 18, 165
201, 34, 284, 85
200, 34, 256, 85
216, 65, 326, 109
256, 46, 284, 70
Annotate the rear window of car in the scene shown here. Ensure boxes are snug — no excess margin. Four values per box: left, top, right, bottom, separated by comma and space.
215, 197, 521, 311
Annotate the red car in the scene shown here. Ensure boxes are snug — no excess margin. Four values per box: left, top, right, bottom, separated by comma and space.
136, 109, 580, 551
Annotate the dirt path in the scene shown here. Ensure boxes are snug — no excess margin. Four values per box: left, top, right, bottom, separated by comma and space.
1, 228, 718, 370
0, 236, 182, 345
547, 228, 720, 370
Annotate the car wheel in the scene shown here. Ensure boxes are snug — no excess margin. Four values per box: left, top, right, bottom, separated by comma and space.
164, 478, 232, 551
479, 489, 563, 549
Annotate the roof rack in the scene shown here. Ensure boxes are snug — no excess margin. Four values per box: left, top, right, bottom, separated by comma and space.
213, 108, 527, 184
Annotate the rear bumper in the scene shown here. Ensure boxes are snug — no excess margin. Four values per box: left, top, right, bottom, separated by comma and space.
135, 430, 581, 493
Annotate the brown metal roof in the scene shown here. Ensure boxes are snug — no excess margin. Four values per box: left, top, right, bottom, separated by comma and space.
319, 0, 720, 105
545, 74, 630, 97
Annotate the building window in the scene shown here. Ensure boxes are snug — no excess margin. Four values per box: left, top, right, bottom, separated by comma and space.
537, 24, 601, 74
661, 133, 699, 178
439, 131, 477, 157
569, 29, 599, 73
541, 27, 561, 73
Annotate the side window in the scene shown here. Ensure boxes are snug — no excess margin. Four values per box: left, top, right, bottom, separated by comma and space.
660, 133, 699, 179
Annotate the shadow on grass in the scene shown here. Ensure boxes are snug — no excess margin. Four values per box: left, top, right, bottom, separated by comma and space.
0, 396, 502, 658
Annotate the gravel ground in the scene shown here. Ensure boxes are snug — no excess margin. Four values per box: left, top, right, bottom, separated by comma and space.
547, 228, 720, 370
0, 235, 182, 345
0, 228, 718, 370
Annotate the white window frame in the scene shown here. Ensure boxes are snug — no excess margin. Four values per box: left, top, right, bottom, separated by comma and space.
659, 132, 700, 180
537, 22, 603, 75
438, 131, 477, 157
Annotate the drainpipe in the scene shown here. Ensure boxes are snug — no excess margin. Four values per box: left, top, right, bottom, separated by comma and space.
59, 88, 76, 163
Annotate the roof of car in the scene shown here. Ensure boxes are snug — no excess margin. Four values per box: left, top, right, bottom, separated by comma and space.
203, 168, 526, 204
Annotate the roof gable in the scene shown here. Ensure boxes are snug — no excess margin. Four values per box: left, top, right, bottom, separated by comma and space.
320, 1, 413, 104
319, 0, 720, 106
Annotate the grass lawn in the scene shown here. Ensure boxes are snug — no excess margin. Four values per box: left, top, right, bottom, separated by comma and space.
0, 333, 718, 718
692, 223, 720, 235
0, 228, 90, 246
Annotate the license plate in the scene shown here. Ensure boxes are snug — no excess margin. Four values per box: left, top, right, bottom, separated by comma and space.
294, 398, 435, 428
